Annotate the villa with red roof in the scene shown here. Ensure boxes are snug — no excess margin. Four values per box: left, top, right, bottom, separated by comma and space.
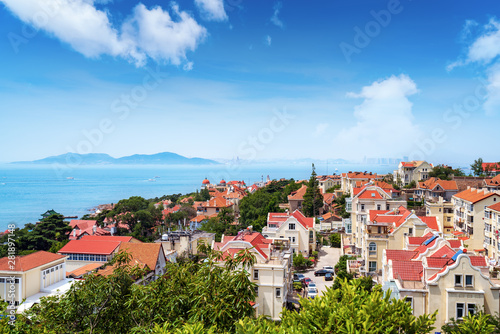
340, 171, 380, 193
69, 219, 111, 240
361, 206, 440, 274
482, 162, 500, 177
382, 236, 499, 329
58, 239, 123, 271
196, 197, 234, 216
345, 184, 406, 255
484, 174, 500, 191
415, 177, 458, 202
212, 228, 292, 320
316, 175, 341, 193
452, 188, 500, 250
0, 251, 72, 312
484, 202, 500, 264
393, 160, 433, 187
261, 210, 317, 255
287, 184, 308, 213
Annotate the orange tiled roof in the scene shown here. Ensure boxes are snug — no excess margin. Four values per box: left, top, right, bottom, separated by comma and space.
453, 188, 499, 204
392, 260, 423, 281
59, 240, 121, 255
118, 243, 163, 272
482, 163, 500, 173
386, 250, 418, 261
70, 219, 97, 230
488, 202, 500, 212
66, 262, 104, 278
0, 251, 65, 272
80, 235, 139, 243
288, 185, 308, 200
418, 177, 458, 191
291, 210, 314, 229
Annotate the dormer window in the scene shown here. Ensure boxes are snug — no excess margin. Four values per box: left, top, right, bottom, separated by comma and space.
289, 223, 295, 230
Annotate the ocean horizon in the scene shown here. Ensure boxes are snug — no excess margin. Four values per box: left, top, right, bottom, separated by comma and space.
0, 162, 400, 231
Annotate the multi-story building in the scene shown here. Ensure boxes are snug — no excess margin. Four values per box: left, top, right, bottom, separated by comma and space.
484, 203, 500, 263
287, 185, 307, 213
361, 206, 439, 275
425, 197, 454, 235
415, 178, 458, 202
452, 188, 500, 250
382, 238, 499, 329
393, 161, 433, 186
262, 210, 316, 256
340, 171, 379, 193
484, 175, 500, 191
345, 184, 406, 255
158, 230, 215, 256
213, 230, 292, 320
317, 175, 341, 193
482, 163, 500, 177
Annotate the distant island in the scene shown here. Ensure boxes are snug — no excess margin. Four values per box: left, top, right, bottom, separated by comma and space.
11, 152, 220, 165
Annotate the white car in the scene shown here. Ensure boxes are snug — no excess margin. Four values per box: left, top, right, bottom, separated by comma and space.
307, 287, 318, 299
308, 282, 317, 290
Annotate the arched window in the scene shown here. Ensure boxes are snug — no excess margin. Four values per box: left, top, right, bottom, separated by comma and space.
369, 242, 377, 256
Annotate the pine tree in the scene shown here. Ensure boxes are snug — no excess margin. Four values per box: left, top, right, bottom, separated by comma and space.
302, 164, 324, 217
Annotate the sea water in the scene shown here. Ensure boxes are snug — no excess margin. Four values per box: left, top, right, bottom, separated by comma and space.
0, 162, 398, 230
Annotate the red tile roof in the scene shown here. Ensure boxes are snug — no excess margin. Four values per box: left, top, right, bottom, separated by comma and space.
453, 188, 499, 204
488, 202, 500, 212
70, 220, 97, 230
288, 185, 308, 200
419, 216, 439, 231
392, 260, 423, 281
448, 240, 462, 249
59, 240, 121, 255
482, 163, 500, 173
291, 210, 314, 229
469, 255, 487, 267
118, 242, 163, 271
386, 250, 418, 261
80, 235, 138, 243
426, 257, 451, 268
429, 245, 455, 259
66, 262, 104, 278
485, 175, 500, 187
0, 251, 65, 272
408, 236, 429, 246
418, 178, 458, 191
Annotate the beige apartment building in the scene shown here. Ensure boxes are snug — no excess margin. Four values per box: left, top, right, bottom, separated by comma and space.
453, 188, 500, 251
213, 230, 292, 320
425, 196, 454, 236
484, 202, 500, 263
393, 161, 433, 186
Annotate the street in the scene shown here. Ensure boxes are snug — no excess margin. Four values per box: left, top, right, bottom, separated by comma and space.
301, 246, 341, 297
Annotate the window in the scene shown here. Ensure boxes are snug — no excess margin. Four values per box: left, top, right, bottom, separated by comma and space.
289, 223, 295, 230
467, 303, 475, 316
465, 275, 474, 287
369, 242, 377, 256
405, 297, 413, 312
276, 288, 281, 298
84, 254, 89, 261
253, 269, 259, 280
408, 228, 413, 236
78, 254, 84, 261
292, 237, 296, 243
254, 287, 259, 297
361, 204, 365, 211
456, 303, 465, 319
386, 204, 390, 210
368, 261, 377, 272
377, 204, 381, 210
447, 217, 451, 222
455, 274, 463, 287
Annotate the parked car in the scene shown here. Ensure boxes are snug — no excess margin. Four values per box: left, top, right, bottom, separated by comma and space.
293, 273, 305, 283
325, 273, 333, 281
303, 277, 313, 286
307, 287, 318, 299
323, 266, 334, 271
314, 269, 328, 276
308, 282, 317, 289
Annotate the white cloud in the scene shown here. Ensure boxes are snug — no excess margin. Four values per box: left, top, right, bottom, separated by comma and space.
265, 35, 272, 46
271, 2, 283, 29
183, 61, 194, 71
313, 123, 329, 138
449, 18, 500, 115
334, 74, 421, 159
194, 0, 227, 21
1, 0, 206, 67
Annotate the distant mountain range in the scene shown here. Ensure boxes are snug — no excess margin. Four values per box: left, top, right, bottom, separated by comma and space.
12, 152, 220, 165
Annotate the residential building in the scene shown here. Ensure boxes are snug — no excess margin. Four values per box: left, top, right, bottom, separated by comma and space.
287, 185, 308, 213
425, 197, 454, 235
317, 175, 341, 193
482, 163, 500, 177
484, 175, 500, 191
0, 251, 73, 312
452, 188, 500, 250
261, 210, 316, 255
484, 203, 500, 263
316, 212, 342, 231
393, 161, 433, 186
96, 243, 167, 284
345, 184, 406, 255
382, 238, 499, 329
58, 239, 122, 271
415, 178, 458, 202
213, 229, 292, 320
361, 206, 439, 276
69, 219, 111, 240
340, 171, 379, 193
196, 197, 234, 216
157, 230, 215, 256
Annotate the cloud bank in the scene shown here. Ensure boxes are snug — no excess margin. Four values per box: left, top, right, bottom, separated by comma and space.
2, 0, 207, 67
194, 0, 227, 21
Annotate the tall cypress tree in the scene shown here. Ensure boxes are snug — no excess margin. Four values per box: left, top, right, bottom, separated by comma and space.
302, 164, 324, 217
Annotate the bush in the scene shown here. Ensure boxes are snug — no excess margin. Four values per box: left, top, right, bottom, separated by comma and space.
293, 282, 303, 291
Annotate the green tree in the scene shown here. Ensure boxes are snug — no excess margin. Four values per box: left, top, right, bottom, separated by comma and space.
329, 233, 341, 248
16, 214, 72, 252
302, 164, 324, 217
429, 165, 465, 180
471, 158, 484, 176
441, 312, 497, 334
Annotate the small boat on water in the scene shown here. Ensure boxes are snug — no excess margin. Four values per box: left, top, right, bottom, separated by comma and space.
67, 177, 74, 180
148, 179, 156, 182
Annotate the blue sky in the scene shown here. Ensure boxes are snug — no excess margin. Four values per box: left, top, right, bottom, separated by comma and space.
0, 0, 499, 166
